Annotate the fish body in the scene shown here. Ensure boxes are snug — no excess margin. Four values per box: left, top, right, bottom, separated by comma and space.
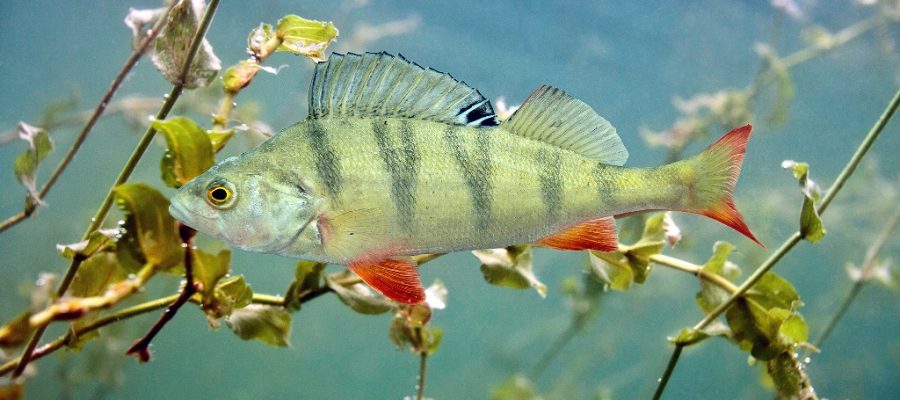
170, 52, 759, 304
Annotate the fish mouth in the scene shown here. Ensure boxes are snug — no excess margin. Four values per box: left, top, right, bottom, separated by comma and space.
168, 202, 190, 224
168, 201, 213, 230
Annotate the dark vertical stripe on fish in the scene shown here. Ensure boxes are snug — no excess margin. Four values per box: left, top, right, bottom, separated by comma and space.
444, 126, 493, 229
538, 148, 562, 220
372, 119, 419, 231
306, 120, 343, 202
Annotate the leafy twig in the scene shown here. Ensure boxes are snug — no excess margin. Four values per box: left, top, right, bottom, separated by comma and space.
652, 86, 900, 399
125, 224, 197, 362
814, 204, 899, 348
10, 0, 222, 379
0, 2, 176, 234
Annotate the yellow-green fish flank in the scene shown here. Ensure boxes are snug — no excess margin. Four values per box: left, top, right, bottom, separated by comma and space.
169, 52, 759, 304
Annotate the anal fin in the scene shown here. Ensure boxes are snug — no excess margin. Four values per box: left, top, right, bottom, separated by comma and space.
347, 257, 425, 304
536, 217, 618, 252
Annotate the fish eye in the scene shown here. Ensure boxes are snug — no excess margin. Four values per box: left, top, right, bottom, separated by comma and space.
206, 181, 235, 208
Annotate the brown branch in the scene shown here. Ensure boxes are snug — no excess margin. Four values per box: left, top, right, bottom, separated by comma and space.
10, 0, 222, 378
0, 2, 175, 234
125, 225, 197, 362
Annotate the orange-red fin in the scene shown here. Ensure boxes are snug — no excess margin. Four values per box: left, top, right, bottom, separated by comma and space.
688, 125, 763, 247
536, 217, 618, 252
347, 257, 425, 304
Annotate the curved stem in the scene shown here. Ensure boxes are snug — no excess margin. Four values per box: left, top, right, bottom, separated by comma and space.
0, 3, 176, 234
653, 86, 900, 399
650, 254, 739, 294
0, 291, 288, 377
814, 205, 900, 348
10, 0, 221, 378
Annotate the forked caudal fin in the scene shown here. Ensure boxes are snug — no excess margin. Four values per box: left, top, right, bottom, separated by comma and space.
681, 125, 763, 247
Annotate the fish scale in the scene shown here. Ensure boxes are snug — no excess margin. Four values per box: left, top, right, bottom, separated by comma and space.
170, 52, 760, 305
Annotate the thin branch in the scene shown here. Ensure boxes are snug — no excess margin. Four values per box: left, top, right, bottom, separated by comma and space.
814, 205, 900, 348
10, 0, 222, 378
125, 225, 197, 361
416, 347, 429, 400
652, 86, 900, 399
651, 344, 684, 400
529, 324, 579, 381
0, 291, 291, 377
0, 2, 175, 234
650, 254, 740, 294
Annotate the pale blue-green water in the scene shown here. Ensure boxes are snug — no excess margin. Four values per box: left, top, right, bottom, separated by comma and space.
1, 1, 898, 399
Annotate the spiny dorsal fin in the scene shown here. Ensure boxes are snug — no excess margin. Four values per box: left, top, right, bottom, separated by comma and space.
503, 85, 628, 165
308, 52, 499, 127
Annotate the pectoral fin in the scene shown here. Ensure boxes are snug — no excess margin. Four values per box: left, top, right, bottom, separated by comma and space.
536, 217, 618, 252
347, 257, 425, 304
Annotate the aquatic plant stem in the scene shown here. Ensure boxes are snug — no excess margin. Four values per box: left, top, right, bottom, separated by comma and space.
125, 225, 197, 361
10, 0, 221, 379
0, 291, 288, 376
652, 86, 900, 399
0, 3, 176, 234
814, 205, 900, 348
416, 348, 428, 400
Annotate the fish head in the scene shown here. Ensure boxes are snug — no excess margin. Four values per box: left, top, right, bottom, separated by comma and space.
169, 156, 321, 254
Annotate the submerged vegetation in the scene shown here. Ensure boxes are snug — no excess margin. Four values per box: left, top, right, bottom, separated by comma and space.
1, 1, 898, 399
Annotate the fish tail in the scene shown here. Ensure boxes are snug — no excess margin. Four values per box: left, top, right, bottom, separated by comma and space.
679, 125, 763, 246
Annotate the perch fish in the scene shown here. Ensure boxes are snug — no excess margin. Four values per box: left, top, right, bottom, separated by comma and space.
169, 52, 761, 304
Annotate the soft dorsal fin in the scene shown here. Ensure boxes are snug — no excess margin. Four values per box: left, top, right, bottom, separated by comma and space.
503, 85, 628, 165
308, 52, 499, 127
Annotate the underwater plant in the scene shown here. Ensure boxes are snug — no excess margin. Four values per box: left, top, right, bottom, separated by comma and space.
1, 1, 898, 399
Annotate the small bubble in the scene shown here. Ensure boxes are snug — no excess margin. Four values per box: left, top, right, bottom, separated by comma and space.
181, 243, 188, 248
803, 357, 811, 364
163, 93, 170, 99
91, 217, 96, 222
117, 220, 125, 226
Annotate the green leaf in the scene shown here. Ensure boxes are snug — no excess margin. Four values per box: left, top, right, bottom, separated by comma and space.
204, 275, 253, 322
325, 271, 393, 315
782, 160, 826, 242
283, 260, 326, 311
474, 245, 547, 297
152, 0, 221, 88
222, 60, 260, 95
726, 297, 784, 360
767, 352, 802, 398
388, 304, 441, 354
225, 304, 292, 347
152, 117, 214, 188
193, 248, 231, 303
490, 374, 539, 400
274, 15, 339, 62
56, 228, 119, 259
208, 129, 234, 153
778, 312, 808, 344
695, 241, 736, 313
70, 252, 128, 297
13, 122, 53, 205
113, 183, 183, 271
745, 272, 800, 311
589, 213, 667, 289
0, 311, 33, 348
588, 250, 633, 291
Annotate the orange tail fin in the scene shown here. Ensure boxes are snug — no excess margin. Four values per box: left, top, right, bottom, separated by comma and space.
683, 125, 763, 247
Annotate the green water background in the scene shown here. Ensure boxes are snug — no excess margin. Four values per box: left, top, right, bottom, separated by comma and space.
1, 1, 898, 398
